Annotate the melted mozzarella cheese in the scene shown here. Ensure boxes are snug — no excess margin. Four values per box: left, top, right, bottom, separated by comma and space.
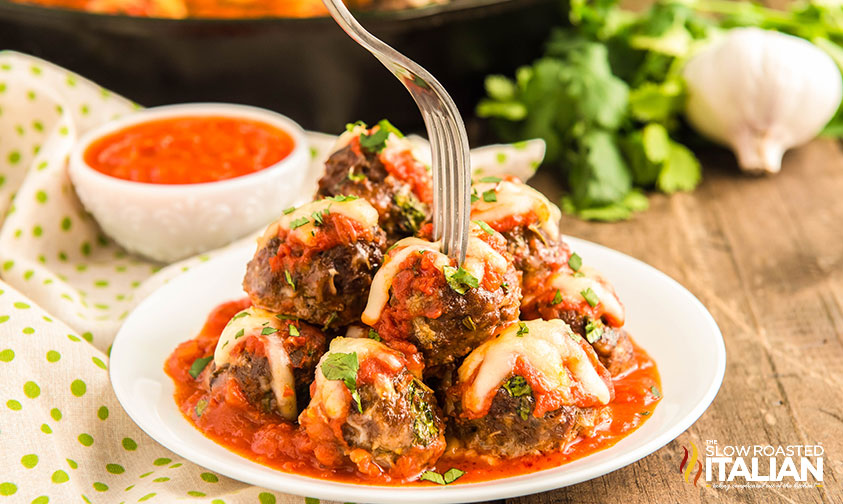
458, 319, 612, 416
312, 337, 404, 419
213, 307, 298, 420
361, 238, 448, 325
549, 266, 625, 326
260, 198, 379, 248
471, 180, 561, 240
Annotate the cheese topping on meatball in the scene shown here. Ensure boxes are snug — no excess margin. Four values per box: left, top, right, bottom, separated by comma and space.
214, 307, 297, 420
458, 319, 612, 418
361, 226, 509, 325
260, 198, 379, 247
549, 266, 625, 326
471, 180, 561, 240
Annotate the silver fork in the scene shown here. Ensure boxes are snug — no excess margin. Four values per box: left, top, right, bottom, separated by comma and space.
321, 0, 471, 264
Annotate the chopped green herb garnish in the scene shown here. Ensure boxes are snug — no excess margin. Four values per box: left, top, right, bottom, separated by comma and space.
234, 328, 245, 339
420, 468, 465, 485
581, 287, 599, 307
188, 356, 213, 379
407, 379, 439, 446
639, 411, 652, 416
420, 471, 446, 485
345, 120, 367, 132
479, 176, 502, 183
288, 325, 300, 337
368, 329, 381, 342
347, 167, 366, 182
312, 210, 325, 226
322, 312, 337, 330
462, 316, 477, 331
470, 188, 480, 203
516, 321, 529, 337
501, 282, 509, 293
394, 192, 427, 234
482, 189, 497, 202
651, 386, 661, 399
552, 289, 563, 305
473, 220, 494, 235
282, 206, 296, 215
284, 270, 296, 291
325, 194, 359, 202
375, 119, 404, 138
261, 327, 278, 335
359, 129, 390, 153
503, 375, 532, 397
568, 252, 583, 272
573, 271, 586, 278
289, 216, 310, 229
232, 311, 249, 320
321, 352, 362, 413
584, 319, 603, 343
194, 399, 208, 417
443, 266, 480, 294
443, 468, 465, 484
275, 314, 297, 320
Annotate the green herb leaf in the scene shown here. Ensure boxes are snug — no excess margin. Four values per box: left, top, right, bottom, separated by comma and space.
359, 129, 390, 153
312, 210, 325, 226
347, 167, 366, 182
288, 325, 300, 337
443, 468, 465, 484
322, 312, 337, 331
470, 188, 480, 203
516, 321, 529, 337
651, 385, 662, 399
283, 206, 296, 215
234, 328, 245, 339
195, 399, 208, 417
443, 266, 480, 294
420, 471, 446, 485
501, 282, 509, 293
326, 194, 359, 202
552, 289, 563, 305
261, 327, 278, 335
568, 252, 582, 272
639, 410, 651, 416
188, 356, 213, 379
462, 316, 477, 331
345, 120, 367, 132
503, 375, 532, 397
482, 189, 497, 202
478, 176, 502, 183
656, 142, 702, 193
581, 287, 600, 307
584, 319, 603, 343
321, 352, 361, 412
285, 270, 296, 290
232, 311, 249, 320
473, 220, 495, 235
289, 216, 310, 229
368, 329, 381, 341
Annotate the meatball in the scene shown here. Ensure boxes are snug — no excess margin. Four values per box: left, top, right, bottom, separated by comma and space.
470, 177, 568, 284
243, 196, 387, 328
445, 319, 613, 458
299, 337, 445, 479
361, 222, 521, 369
208, 307, 326, 420
317, 121, 433, 243
520, 262, 634, 375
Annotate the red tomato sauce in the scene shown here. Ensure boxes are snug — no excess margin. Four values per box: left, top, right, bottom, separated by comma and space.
166, 299, 661, 485
85, 116, 295, 184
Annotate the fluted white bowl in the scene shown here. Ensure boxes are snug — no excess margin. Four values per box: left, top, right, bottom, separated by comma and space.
69, 103, 309, 263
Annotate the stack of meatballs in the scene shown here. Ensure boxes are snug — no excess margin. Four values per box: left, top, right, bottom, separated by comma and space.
208, 121, 636, 481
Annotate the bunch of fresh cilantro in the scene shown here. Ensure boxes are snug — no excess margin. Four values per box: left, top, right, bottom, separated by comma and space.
477, 0, 843, 220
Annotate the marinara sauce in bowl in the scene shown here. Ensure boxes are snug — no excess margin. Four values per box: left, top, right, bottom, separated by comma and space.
69, 103, 309, 262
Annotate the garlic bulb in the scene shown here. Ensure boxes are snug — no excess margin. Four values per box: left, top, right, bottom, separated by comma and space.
683, 27, 842, 174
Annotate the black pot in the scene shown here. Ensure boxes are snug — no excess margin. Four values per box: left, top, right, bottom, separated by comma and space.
0, 0, 561, 137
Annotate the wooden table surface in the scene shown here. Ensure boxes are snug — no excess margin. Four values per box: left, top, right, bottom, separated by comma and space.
500, 139, 843, 504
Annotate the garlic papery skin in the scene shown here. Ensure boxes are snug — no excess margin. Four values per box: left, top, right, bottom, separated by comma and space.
683, 27, 843, 174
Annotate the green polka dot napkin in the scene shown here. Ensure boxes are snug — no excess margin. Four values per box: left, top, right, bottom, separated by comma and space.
0, 51, 545, 504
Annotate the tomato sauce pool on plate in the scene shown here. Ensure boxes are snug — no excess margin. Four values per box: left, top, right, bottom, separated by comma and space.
84, 116, 295, 184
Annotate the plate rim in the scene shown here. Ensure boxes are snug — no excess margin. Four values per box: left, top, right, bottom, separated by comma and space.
109, 236, 726, 504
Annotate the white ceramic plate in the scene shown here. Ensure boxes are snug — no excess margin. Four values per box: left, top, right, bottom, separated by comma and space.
110, 237, 725, 504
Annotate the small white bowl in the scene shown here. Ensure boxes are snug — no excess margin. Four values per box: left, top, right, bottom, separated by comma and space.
69, 103, 310, 263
